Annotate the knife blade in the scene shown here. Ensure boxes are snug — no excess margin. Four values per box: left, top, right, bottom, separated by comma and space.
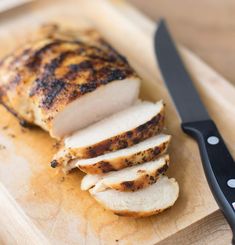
154, 21, 210, 123
154, 19, 235, 244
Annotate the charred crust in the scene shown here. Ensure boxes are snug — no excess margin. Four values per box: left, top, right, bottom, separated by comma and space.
78, 67, 130, 95
28, 42, 133, 109
117, 140, 128, 149
142, 156, 147, 162
29, 51, 77, 108
29, 51, 73, 97
121, 181, 135, 190
68, 60, 93, 72
87, 139, 113, 158
87, 146, 98, 158
124, 159, 132, 167
41, 79, 66, 108
79, 83, 98, 94
97, 67, 128, 83
126, 131, 133, 138
0, 28, 137, 126
153, 147, 160, 155
68, 90, 78, 101
158, 163, 169, 174
132, 138, 140, 145
136, 114, 161, 133
99, 161, 115, 173
83, 110, 165, 159
26, 40, 63, 69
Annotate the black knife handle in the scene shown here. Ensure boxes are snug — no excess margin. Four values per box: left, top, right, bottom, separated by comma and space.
182, 119, 235, 243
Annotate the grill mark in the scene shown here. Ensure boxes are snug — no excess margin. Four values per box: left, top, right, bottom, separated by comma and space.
31, 51, 74, 90
69, 61, 93, 72
136, 114, 162, 133
26, 40, 63, 69
44, 51, 74, 75
29, 51, 75, 108
79, 67, 129, 95
99, 161, 115, 173
64, 60, 94, 81
87, 54, 117, 63
25, 39, 84, 70
40, 78, 66, 108
25, 38, 134, 109
34, 49, 101, 108
0, 29, 138, 131
87, 139, 113, 158
153, 146, 160, 156
158, 163, 169, 174
121, 181, 135, 190
97, 67, 128, 83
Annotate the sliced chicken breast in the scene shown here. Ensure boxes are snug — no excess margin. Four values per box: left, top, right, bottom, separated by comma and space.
0, 24, 140, 138
90, 175, 179, 217
76, 134, 171, 174
52, 100, 165, 167
81, 155, 169, 192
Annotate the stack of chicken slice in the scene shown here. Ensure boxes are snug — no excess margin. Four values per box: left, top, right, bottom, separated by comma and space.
0, 24, 179, 217
52, 100, 179, 217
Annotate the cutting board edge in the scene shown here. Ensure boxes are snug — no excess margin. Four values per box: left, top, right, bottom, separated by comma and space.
0, 182, 222, 245
0, 183, 50, 245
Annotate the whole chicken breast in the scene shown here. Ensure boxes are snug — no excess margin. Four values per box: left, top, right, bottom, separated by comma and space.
0, 24, 140, 138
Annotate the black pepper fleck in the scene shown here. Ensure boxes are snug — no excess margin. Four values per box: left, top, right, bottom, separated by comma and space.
51, 160, 58, 168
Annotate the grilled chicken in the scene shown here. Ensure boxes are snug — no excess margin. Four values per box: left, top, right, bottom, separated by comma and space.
51, 101, 165, 167
76, 134, 171, 174
0, 24, 140, 138
81, 155, 169, 192
90, 175, 179, 217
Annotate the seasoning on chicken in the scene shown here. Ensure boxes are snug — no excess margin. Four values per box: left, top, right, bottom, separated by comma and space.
81, 155, 169, 192
90, 175, 179, 218
0, 24, 140, 138
52, 101, 165, 167
76, 134, 171, 174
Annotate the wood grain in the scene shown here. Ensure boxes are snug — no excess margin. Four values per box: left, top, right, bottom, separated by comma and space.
0, 184, 49, 245
129, 0, 235, 86
0, 0, 234, 244
158, 210, 232, 245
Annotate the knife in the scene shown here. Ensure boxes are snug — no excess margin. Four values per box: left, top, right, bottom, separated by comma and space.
154, 19, 235, 244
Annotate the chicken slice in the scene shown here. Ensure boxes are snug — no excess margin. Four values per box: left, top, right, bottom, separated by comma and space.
0, 24, 140, 138
81, 155, 169, 192
90, 175, 179, 217
52, 100, 165, 167
81, 174, 102, 191
76, 134, 171, 174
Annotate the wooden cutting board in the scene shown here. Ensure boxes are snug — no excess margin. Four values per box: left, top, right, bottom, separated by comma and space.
0, 0, 234, 244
